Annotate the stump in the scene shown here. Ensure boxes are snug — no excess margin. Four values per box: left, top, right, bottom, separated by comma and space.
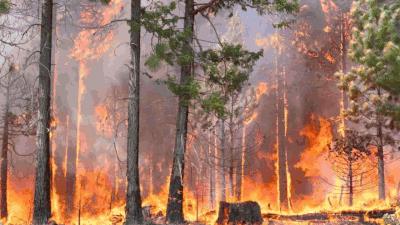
216, 201, 263, 225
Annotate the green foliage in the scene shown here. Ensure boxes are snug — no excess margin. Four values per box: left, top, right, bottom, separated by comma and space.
164, 76, 201, 106
0, 0, 10, 14
338, 0, 400, 126
200, 43, 263, 94
201, 92, 226, 118
198, 0, 299, 15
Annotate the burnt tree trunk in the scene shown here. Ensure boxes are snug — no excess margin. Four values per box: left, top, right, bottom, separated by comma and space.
0, 72, 10, 220
219, 119, 226, 202
216, 201, 263, 225
125, 0, 143, 223
166, 0, 194, 223
33, 0, 53, 223
277, 65, 288, 211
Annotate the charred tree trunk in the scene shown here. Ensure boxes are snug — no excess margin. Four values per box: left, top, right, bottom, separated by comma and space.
277, 67, 288, 211
216, 201, 263, 225
0, 73, 10, 220
166, 0, 194, 223
33, 0, 53, 223
219, 119, 226, 202
125, 0, 143, 223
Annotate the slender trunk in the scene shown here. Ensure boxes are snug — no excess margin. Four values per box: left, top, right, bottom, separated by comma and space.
209, 132, 215, 209
125, 0, 143, 223
277, 66, 288, 211
228, 106, 234, 198
65, 127, 76, 219
377, 125, 385, 200
348, 152, 353, 206
166, 0, 194, 223
235, 126, 245, 201
0, 76, 10, 220
219, 119, 226, 202
377, 89, 386, 200
33, 0, 53, 223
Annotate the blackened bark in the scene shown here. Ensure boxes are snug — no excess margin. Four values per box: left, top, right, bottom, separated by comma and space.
216, 201, 263, 225
33, 0, 53, 223
0, 75, 10, 219
166, 0, 194, 222
125, 0, 143, 223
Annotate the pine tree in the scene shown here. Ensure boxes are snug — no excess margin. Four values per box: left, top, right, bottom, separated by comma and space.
142, 0, 298, 222
33, 0, 53, 223
337, 0, 400, 200
346, 0, 400, 127
125, 0, 143, 223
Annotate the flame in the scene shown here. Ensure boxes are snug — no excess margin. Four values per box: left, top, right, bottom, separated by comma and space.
295, 115, 333, 178
244, 82, 269, 125
320, 0, 338, 15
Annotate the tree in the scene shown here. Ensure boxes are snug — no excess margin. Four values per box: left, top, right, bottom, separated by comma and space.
125, 0, 143, 223
328, 129, 372, 206
337, 0, 400, 200
0, 62, 35, 220
143, 0, 298, 222
33, 0, 53, 223
348, 0, 400, 127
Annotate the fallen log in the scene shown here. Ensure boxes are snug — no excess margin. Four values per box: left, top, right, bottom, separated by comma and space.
263, 208, 396, 224
216, 201, 263, 225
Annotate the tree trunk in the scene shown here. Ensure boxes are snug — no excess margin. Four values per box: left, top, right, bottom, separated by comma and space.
235, 126, 245, 201
377, 126, 385, 200
377, 89, 386, 200
166, 0, 194, 223
65, 127, 76, 219
33, 0, 53, 223
125, 0, 143, 223
209, 131, 216, 209
228, 108, 234, 198
277, 66, 288, 211
0, 75, 10, 220
219, 119, 226, 202
348, 152, 353, 206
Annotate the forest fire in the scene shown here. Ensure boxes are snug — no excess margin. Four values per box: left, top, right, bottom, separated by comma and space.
1, 0, 400, 225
